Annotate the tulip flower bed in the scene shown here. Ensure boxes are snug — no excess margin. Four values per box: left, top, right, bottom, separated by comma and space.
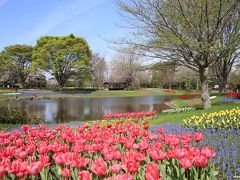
160, 89, 176, 93
152, 124, 240, 179
103, 111, 156, 119
0, 120, 218, 179
176, 94, 201, 99
224, 93, 240, 98
183, 108, 240, 130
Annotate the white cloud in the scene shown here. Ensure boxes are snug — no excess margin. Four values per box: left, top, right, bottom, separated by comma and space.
20, 0, 109, 43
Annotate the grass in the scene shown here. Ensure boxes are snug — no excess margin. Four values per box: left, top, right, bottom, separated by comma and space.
150, 95, 240, 126
0, 124, 20, 131
0, 89, 16, 94
75, 88, 201, 99
1, 89, 239, 131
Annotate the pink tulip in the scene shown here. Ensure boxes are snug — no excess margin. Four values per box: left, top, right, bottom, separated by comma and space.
78, 170, 92, 180
91, 158, 107, 176
109, 164, 122, 173
180, 158, 192, 169
27, 161, 43, 175
201, 146, 216, 158
194, 155, 208, 167
146, 163, 161, 180
0, 165, 6, 178
194, 132, 203, 142
61, 168, 71, 178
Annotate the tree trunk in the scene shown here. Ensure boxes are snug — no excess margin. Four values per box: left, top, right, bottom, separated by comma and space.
196, 80, 199, 91
219, 80, 227, 94
218, 76, 228, 94
199, 68, 211, 109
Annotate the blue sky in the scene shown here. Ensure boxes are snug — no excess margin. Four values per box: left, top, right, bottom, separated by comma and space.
0, 0, 127, 61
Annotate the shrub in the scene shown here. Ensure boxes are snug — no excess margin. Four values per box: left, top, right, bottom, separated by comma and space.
0, 107, 44, 124
0, 107, 28, 124
183, 108, 240, 130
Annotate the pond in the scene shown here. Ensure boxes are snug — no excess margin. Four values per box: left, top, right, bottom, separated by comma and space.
4, 96, 170, 123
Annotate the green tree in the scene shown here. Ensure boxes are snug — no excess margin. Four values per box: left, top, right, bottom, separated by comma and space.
116, 0, 240, 109
33, 34, 91, 90
150, 62, 176, 89
1, 44, 33, 87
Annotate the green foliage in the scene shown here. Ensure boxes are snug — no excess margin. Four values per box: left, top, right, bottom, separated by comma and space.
33, 34, 92, 89
150, 103, 240, 126
0, 106, 28, 124
1, 44, 34, 87
0, 107, 45, 125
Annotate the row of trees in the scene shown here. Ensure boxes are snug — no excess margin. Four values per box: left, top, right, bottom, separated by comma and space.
0, 34, 108, 90
115, 0, 240, 109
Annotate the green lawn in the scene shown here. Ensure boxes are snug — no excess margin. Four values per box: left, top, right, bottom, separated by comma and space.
89, 88, 200, 98
0, 89, 15, 94
150, 102, 240, 126
0, 124, 20, 131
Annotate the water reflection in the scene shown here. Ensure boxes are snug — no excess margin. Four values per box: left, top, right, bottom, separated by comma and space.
4, 96, 170, 123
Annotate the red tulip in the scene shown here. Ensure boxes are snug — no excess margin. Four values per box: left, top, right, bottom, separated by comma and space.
91, 158, 107, 176
22, 125, 30, 133
180, 158, 192, 169
14, 139, 23, 147
157, 127, 164, 134
193, 132, 203, 142
146, 163, 161, 180
61, 168, 71, 178
194, 155, 208, 167
143, 126, 149, 130
78, 170, 92, 180
201, 146, 216, 158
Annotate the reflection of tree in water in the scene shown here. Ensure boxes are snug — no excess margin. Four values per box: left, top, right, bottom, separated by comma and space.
4, 96, 171, 123
55, 99, 74, 123
55, 99, 96, 123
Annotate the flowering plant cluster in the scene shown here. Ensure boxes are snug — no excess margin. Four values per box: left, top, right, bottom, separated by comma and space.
103, 111, 156, 119
176, 94, 201, 99
161, 89, 176, 93
183, 108, 240, 130
162, 107, 194, 113
224, 93, 240, 98
152, 124, 240, 179
0, 120, 218, 179
220, 97, 240, 103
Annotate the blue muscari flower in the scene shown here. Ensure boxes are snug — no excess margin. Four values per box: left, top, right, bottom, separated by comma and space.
152, 124, 240, 179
